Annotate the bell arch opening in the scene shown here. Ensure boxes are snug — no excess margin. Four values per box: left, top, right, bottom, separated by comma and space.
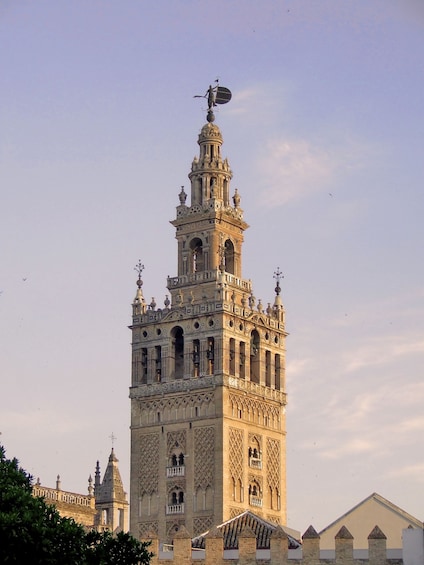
171, 326, 184, 379
224, 239, 235, 274
250, 330, 260, 383
190, 237, 204, 273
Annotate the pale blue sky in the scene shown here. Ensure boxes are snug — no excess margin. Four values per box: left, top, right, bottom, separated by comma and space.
1, 1, 423, 531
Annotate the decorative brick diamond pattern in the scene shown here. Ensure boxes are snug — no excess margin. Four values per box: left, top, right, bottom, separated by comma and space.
194, 426, 215, 490
138, 433, 159, 495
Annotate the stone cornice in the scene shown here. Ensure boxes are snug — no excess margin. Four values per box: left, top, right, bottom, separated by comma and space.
129, 374, 287, 405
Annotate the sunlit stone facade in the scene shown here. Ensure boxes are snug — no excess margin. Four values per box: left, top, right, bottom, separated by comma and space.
129, 114, 288, 543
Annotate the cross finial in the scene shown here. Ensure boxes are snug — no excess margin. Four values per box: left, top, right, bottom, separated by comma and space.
109, 432, 117, 448
273, 267, 284, 296
134, 260, 144, 289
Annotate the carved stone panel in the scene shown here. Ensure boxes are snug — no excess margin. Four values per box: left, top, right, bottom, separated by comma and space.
138, 433, 160, 495
194, 426, 215, 490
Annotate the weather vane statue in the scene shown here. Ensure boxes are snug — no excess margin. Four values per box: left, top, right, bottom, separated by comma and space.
194, 80, 232, 122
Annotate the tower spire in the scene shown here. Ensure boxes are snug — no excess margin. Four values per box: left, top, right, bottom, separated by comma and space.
129, 91, 288, 541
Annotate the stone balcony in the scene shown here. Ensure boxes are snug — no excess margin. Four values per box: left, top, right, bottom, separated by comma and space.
166, 503, 184, 515
166, 465, 185, 478
249, 496, 263, 508
249, 457, 262, 470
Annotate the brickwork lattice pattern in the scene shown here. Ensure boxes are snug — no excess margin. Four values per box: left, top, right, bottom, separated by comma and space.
194, 426, 215, 490
229, 427, 243, 483
266, 437, 281, 491
138, 433, 159, 495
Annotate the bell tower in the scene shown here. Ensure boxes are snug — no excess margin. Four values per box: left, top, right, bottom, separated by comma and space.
129, 87, 288, 543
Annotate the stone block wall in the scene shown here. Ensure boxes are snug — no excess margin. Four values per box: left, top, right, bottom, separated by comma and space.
142, 524, 405, 565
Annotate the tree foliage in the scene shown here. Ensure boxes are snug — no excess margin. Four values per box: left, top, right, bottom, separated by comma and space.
0, 445, 152, 565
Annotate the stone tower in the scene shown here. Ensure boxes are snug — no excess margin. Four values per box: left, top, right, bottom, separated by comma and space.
129, 105, 287, 542
94, 448, 129, 532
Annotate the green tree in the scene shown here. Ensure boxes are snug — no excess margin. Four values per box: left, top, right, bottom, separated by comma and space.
0, 445, 152, 565
85, 530, 153, 565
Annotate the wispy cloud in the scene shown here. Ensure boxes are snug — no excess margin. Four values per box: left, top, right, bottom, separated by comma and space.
344, 335, 424, 373
257, 139, 334, 206
386, 463, 424, 481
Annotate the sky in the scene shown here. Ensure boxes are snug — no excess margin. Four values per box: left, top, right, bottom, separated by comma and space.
1, 0, 423, 533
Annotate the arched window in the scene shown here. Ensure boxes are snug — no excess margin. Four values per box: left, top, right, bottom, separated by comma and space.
207, 337, 214, 375
275, 354, 281, 390
169, 487, 184, 509
239, 341, 246, 379
248, 439, 262, 469
229, 338, 235, 375
190, 237, 204, 273
249, 481, 262, 507
171, 326, 184, 379
192, 339, 200, 377
250, 330, 260, 383
265, 350, 271, 387
224, 239, 235, 274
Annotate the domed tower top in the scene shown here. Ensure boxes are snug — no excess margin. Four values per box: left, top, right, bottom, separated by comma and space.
188, 120, 232, 208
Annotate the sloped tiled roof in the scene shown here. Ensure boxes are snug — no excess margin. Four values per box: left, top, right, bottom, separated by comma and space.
192, 510, 301, 550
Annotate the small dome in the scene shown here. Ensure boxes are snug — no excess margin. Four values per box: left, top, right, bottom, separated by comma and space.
199, 122, 222, 143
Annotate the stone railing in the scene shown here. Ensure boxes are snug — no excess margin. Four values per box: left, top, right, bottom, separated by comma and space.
166, 466, 185, 478
249, 495, 263, 508
33, 485, 95, 508
249, 457, 262, 470
166, 503, 184, 515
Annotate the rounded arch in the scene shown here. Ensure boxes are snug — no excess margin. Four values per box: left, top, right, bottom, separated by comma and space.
250, 329, 260, 383
189, 237, 204, 273
224, 239, 235, 274
171, 326, 184, 379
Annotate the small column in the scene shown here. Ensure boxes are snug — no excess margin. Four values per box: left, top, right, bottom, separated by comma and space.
238, 525, 257, 565
205, 526, 224, 565
335, 525, 354, 565
270, 525, 289, 565
368, 526, 387, 565
173, 525, 192, 565
302, 525, 320, 565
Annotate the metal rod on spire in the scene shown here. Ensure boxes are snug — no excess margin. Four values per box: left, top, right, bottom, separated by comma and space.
109, 432, 117, 448
273, 267, 284, 296
134, 260, 145, 288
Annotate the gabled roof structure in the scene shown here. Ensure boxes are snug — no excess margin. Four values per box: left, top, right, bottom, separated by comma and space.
319, 492, 423, 549
191, 510, 301, 550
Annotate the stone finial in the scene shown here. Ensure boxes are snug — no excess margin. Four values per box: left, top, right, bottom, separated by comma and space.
56, 475, 61, 490
271, 525, 288, 539
179, 186, 187, 205
335, 525, 354, 539
302, 525, 320, 539
368, 526, 387, 539
233, 188, 241, 208
205, 525, 223, 539
239, 524, 256, 538
88, 474, 93, 496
